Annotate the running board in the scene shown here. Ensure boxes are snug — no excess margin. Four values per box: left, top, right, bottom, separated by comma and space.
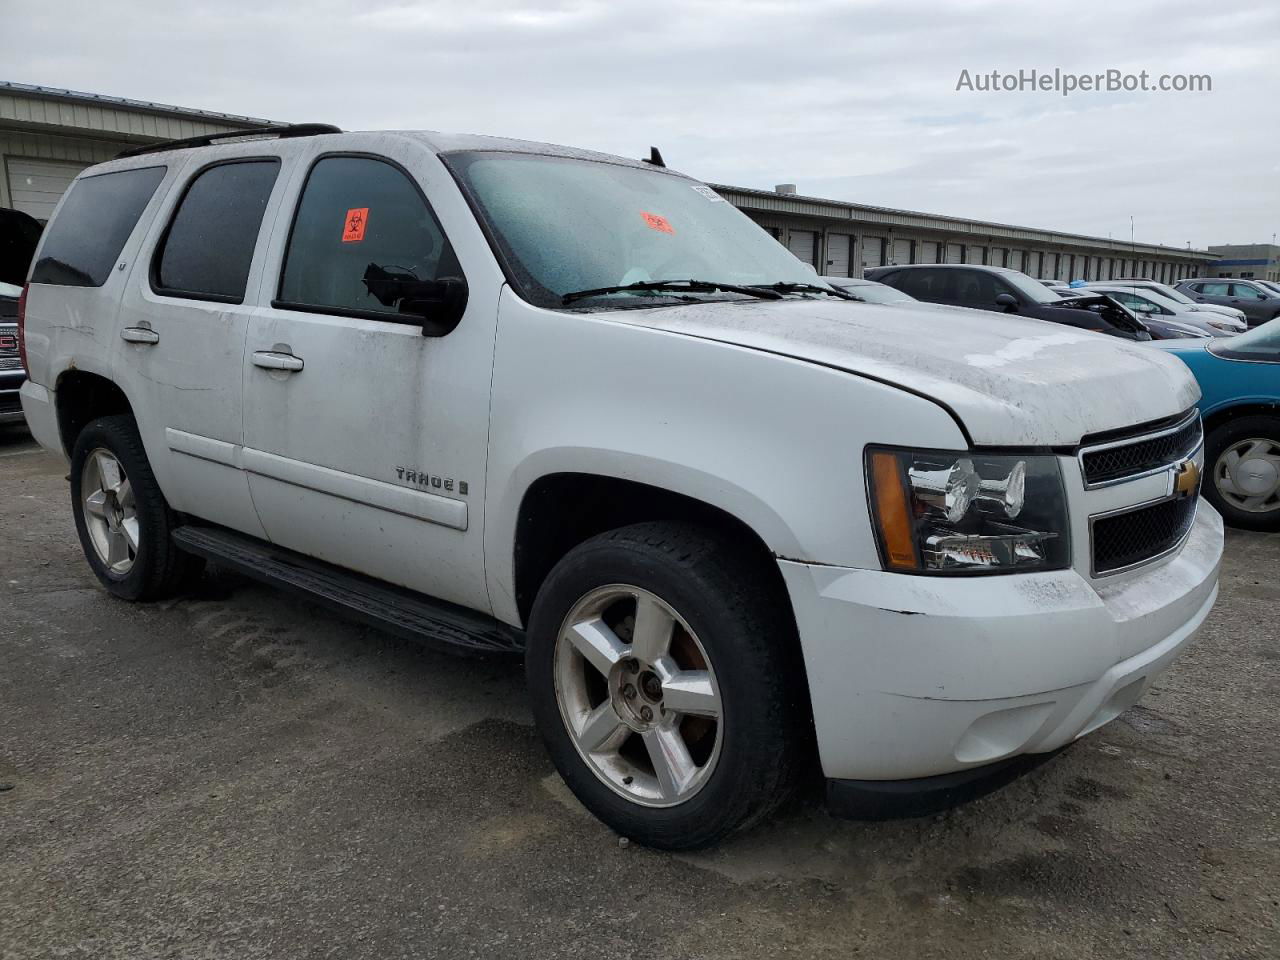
171, 525, 524, 656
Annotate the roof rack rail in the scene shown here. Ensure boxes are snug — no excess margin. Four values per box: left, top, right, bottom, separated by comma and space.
115, 123, 342, 160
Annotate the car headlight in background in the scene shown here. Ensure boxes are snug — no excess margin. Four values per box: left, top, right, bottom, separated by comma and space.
866, 448, 1071, 574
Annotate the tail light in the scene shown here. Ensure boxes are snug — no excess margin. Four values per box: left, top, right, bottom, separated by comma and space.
17, 283, 29, 372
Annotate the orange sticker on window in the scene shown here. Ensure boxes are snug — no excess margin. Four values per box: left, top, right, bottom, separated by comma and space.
641, 211, 674, 234
342, 207, 369, 243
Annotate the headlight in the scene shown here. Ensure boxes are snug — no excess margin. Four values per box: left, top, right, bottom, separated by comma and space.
1207, 320, 1233, 332
866, 448, 1071, 574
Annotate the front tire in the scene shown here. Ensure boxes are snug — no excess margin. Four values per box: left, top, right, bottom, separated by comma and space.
70, 415, 203, 600
525, 522, 808, 850
1203, 415, 1280, 531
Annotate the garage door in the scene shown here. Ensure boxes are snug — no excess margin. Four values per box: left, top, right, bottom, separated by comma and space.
945, 243, 963, 264
5, 158, 89, 221
861, 236, 886, 270
825, 234, 852, 277
891, 239, 912, 265
787, 229, 817, 268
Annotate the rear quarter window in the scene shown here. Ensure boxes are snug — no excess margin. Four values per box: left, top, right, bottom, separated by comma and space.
29, 166, 166, 287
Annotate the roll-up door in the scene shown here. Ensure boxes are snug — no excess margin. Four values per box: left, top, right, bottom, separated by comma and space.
920, 241, 940, 264
965, 245, 985, 265
5, 158, 90, 221
788, 229, 817, 268
945, 243, 963, 263
861, 236, 886, 271
891, 238, 912, 265
825, 233, 852, 276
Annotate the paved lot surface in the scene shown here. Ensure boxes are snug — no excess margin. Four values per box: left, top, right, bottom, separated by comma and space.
2, 422, 1277, 959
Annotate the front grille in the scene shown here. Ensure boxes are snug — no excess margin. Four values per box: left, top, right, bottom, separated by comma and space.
0, 356, 22, 372
1092, 496, 1198, 575
1080, 411, 1202, 487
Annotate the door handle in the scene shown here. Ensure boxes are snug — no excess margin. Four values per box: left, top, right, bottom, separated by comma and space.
121, 326, 159, 345
252, 350, 304, 372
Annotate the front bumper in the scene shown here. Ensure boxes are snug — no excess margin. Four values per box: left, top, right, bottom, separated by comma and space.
779, 503, 1223, 783
0, 370, 26, 424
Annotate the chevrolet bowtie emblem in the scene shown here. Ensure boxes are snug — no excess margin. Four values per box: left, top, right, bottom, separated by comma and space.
1174, 459, 1200, 498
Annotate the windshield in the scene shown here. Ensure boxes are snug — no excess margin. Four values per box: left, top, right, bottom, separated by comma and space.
445, 152, 818, 308
1001, 271, 1063, 304
1209, 316, 1280, 359
831, 281, 916, 304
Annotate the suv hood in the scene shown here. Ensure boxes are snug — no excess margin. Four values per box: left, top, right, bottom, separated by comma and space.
612, 298, 1198, 446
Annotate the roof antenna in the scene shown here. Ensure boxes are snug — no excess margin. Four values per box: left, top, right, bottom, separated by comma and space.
642, 146, 665, 168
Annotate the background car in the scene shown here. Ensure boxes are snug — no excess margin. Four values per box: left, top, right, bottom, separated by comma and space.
1085, 284, 1239, 337
1175, 278, 1280, 327
866, 263, 1152, 340
1089, 278, 1247, 327
819, 276, 919, 304
0, 207, 38, 426
1155, 319, 1280, 530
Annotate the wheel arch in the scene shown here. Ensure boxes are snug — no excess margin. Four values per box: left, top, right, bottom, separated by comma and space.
54, 369, 135, 459
1203, 400, 1280, 438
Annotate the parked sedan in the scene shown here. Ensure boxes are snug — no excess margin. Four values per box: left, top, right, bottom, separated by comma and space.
1155, 320, 1280, 530
1090, 279, 1247, 327
1175, 278, 1280, 327
866, 264, 1151, 340
1085, 284, 1240, 337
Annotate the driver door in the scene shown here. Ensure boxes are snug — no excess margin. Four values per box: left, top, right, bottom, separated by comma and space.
242, 143, 499, 612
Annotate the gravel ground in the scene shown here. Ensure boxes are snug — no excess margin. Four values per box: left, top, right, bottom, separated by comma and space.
1, 422, 1277, 960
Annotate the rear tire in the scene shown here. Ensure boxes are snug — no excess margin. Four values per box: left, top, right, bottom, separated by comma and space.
1203, 415, 1280, 531
525, 521, 809, 850
70, 415, 204, 600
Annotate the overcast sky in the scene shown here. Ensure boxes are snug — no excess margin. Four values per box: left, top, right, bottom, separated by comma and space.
9, 0, 1279, 249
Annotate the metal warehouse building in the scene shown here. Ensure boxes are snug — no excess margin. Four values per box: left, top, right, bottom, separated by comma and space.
716, 184, 1216, 285
2, 81, 1217, 283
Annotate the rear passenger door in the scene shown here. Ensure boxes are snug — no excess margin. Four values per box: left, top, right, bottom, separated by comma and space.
114, 154, 284, 538
241, 143, 500, 613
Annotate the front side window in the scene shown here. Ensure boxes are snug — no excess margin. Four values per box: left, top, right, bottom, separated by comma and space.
1230, 283, 1266, 300
153, 160, 280, 302
278, 156, 459, 319
444, 151, 815, 309
30, 166, 166, 287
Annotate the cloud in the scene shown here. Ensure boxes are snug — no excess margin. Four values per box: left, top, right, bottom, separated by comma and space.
7, 0, 1278, 247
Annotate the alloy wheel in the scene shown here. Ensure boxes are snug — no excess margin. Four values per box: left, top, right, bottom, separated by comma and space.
553, 584, 723, 807
81, 448, 140, 574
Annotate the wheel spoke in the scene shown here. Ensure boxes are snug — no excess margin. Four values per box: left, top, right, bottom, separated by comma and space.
96, 453, 123, 493
565, 618, 628, 677
121, 517, 141, 553
630, 593, 675, 663
106, 530, 131, 568
84, 490, 109, 519
642, 726, 697, 801
576, 701, 629, 753
117, 478, 134, 510
661, 670, 719, 718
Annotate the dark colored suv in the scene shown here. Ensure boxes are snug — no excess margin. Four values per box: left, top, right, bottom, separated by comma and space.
1174, 279, 1280, 327
866, 264, 1151, 340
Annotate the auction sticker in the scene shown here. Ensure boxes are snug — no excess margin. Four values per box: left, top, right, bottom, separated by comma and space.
641, 211, 675, 234
342, 207, 369, 243
691, 185, 725, 202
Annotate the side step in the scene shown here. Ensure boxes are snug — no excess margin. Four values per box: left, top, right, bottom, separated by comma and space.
172, 525, 524, 656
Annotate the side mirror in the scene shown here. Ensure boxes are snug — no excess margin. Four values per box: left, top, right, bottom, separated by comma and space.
994, 292, 1018, 310
363, 264, 468, 336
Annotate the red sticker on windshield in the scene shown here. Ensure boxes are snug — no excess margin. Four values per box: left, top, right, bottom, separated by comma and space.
342, 207, 369, 243
641, 211, 674, 234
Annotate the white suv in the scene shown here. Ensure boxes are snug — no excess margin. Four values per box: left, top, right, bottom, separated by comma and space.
16, 126, 1223, 849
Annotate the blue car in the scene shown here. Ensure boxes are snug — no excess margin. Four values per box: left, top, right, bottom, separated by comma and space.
1155, 319, 1280, 530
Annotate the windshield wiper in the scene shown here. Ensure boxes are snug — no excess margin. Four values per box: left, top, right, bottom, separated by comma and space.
562, 279, 783, 305
750, 281, 858, 300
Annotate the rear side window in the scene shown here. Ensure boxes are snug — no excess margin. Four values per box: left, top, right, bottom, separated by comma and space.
277, 155, 460, 320
153, 160, 280, 303
29, 166, 166, 287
